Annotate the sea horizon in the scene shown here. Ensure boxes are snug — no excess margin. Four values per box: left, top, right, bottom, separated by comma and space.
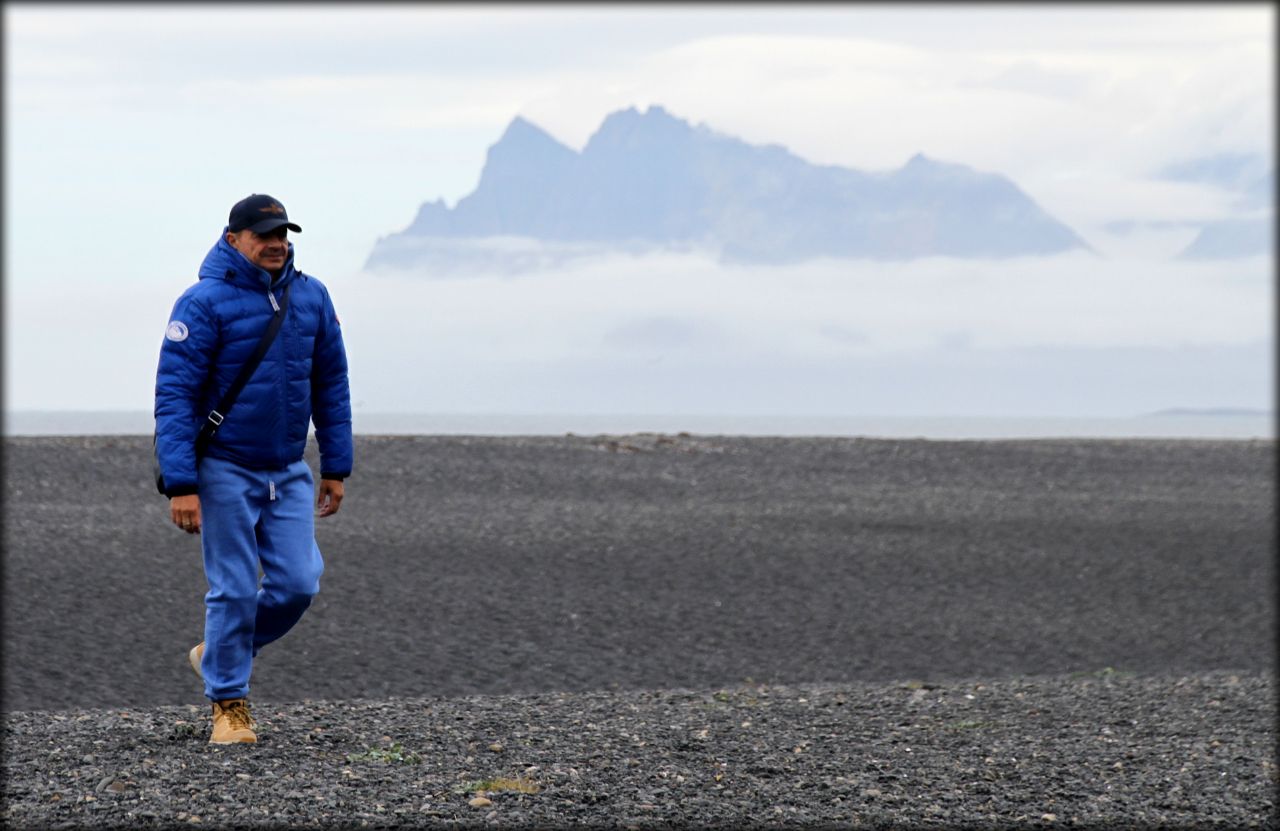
3, 409, 1273, 440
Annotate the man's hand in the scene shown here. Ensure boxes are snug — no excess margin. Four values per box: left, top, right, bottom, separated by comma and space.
171, 494, 201, 534
317, 478, 344, 517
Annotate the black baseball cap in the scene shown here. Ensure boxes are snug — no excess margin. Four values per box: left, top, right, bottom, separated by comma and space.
228, 193, 302, 234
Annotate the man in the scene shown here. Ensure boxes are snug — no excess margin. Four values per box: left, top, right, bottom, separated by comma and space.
154, 193, 352, 744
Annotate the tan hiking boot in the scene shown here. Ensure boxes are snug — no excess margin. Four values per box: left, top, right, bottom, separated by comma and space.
188, 642, 204, 680
210, 698, 257, 744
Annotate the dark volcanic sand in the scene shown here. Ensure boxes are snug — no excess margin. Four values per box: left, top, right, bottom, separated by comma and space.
2, 434, 1275, 827
4, 434, 1273, 710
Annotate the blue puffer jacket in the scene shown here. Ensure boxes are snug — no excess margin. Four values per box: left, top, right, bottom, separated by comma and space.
154, 231, 352, 497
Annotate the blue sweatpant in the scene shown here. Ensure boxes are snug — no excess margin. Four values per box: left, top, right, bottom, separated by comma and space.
197, 455, 324, 701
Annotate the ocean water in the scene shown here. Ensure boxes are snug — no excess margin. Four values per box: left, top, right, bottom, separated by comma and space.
3, 410, 1273, 439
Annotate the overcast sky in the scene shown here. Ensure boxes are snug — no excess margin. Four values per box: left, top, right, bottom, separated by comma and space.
4, 3, 1273, 418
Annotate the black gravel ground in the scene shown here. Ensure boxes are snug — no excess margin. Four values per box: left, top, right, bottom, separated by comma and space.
4, 672, 1275, 828
3, 434, 1276, 827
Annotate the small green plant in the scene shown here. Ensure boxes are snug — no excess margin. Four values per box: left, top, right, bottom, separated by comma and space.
702, 689, 760, 710
944, 719, 994, 731
454, 777, 540, 795
169, 722, 201, 740
346, 742, 421, 764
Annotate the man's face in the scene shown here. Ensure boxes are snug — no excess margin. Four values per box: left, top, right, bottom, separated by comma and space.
227, 227, 289, 273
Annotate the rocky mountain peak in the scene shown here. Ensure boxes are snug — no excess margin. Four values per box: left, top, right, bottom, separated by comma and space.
368, 104, 1092, 271
584, 104, 698, 156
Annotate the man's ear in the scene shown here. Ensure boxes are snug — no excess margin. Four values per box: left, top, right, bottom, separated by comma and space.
225, 231, 238, 246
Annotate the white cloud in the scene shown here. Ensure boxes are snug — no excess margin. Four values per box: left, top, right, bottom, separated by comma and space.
9, 238, 1267, 410
306, 250, 1269, 416
333, 249, 1271, 365
174, 74, 558, 133
964, 59, 1094, 100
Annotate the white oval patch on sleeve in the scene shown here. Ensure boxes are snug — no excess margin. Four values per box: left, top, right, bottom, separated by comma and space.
165, 321, 189, 342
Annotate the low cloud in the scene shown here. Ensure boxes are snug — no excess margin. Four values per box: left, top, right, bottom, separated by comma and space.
347, 248, 1269, 357
6, 246, 1269, 417
309, 249, 1272, 415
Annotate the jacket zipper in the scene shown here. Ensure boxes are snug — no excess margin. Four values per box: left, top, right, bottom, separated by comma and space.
269, 285, 287, 465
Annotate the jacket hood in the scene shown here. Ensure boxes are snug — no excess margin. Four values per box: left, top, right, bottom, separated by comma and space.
197, 227, 298, 290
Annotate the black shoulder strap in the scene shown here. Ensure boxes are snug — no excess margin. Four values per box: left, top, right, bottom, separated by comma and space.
194, 281, 292, 457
